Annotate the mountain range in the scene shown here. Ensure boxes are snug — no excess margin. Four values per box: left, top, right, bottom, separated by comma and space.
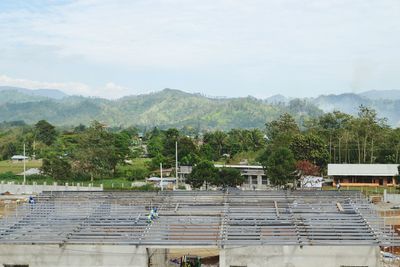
0, 86, 399, 129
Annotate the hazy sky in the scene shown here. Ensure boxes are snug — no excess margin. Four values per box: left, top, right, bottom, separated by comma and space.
0, 0, 399, 99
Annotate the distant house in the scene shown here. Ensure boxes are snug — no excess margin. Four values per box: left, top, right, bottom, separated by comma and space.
214, 164, 268, 189
178, 164, 268, 189
152, 168, 173, 177
11, 155, 29, 162
328, 164, 399, 187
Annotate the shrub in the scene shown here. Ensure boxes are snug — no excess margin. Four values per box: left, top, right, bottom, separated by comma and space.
129, 166, 150, 181
0, 172, 19, 180
132, 183, 158, 191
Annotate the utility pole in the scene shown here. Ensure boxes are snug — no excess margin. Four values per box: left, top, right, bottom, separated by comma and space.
175, 141, 178, 186
23, 143, 26, 184
160, 163, 163, 191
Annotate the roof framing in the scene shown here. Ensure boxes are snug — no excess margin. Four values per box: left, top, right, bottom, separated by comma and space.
0, 190, 398, 247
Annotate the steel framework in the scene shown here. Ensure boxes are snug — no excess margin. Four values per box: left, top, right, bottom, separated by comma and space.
0, 190, 398, 247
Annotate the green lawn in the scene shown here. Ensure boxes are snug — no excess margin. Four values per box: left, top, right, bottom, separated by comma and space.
0, 160, 42, 174
0, 158, 155, 190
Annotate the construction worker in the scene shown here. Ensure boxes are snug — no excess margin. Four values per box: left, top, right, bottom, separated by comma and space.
152, 207, 158, 219
336, 181, 341, 191
28, 196, 35, 204
147, 213, 153, 224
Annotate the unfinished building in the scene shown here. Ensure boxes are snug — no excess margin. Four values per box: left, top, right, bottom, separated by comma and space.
0, 190, 398, 267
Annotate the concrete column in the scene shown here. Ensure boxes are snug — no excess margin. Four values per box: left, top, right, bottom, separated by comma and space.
248, 175, 252, 185
148, 248, 168, 267
257, 175, 262, 186
384, 189, 387, 203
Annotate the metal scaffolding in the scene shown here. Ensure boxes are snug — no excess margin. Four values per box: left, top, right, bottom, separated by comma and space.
0, 190, 399, 247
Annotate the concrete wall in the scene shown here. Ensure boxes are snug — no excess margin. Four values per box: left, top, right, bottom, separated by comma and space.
385, 193, 400, 204
0, 244, 382, 267
0, 244, 148, 267
0, 182, 103, 194
220, 245, 381, 267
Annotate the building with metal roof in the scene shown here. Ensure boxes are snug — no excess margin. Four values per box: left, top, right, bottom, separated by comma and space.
10, 155, 29, 162
0, 190, 397, 266
328, 164, 399, 187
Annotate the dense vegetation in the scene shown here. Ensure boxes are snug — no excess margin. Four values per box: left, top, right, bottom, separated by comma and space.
0, 105, 399, 188
0, 88, 322, 130
2, 87, 400, 130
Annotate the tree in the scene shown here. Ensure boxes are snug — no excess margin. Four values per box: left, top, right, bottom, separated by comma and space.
129, 166, 150, 181
376, 128, 400, 163
199, 144, 214, 161
265, 113, 299, 145
113, 132, 131, 166
149, 153, 167, 170
178, 136, 197, 161
187, 161, 218, 189
217, 167, 245, 187
289, 133, 329, 168
147, 131, 165, 157
74, 124, 86, 133
295, 160, 320, 176
73, 121, 127, 181
203, 131, 227, 160
310, 111, 352, 163
41, 156, 73, 180
35, 120, 57, 146
0, 142, 16, 160
261, 147, 296, 187
163, 128, 180, 159
180, 152, 200, 166
351, 106, 386, 163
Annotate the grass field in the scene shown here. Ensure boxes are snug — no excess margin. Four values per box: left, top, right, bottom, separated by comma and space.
0, 160, 42, 174
0, 158, 155, 190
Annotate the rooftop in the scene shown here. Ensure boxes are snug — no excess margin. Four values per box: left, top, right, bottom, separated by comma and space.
0, 190, 398, 247
214, 164, 264, 169
10, 155, 29, 160
328, 164, 399, 176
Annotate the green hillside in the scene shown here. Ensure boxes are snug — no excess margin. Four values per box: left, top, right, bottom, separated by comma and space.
0, 88, 323, 129
0, 90, 48, 104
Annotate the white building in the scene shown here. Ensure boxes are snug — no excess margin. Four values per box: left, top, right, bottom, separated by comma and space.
11, 155, 29, 162
328, 164, 399, 187
214, 164, 268, 189
179, 164, 268, 189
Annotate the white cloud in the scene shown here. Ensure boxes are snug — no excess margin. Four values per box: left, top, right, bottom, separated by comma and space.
1, 0, 397, 69
0, 0, 399, 97
0, 74, 135, 99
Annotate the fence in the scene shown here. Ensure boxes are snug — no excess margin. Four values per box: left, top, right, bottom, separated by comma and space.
0, 181, 103, 194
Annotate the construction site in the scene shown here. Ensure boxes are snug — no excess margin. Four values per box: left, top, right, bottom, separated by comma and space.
0, 190, 399, 267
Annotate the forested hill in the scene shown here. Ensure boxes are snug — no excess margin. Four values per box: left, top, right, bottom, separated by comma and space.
1, 87, 400, 129
312, 93, 400, 126
0, 88, 322, 129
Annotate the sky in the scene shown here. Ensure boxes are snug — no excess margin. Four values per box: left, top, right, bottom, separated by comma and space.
0, 0, 399, 99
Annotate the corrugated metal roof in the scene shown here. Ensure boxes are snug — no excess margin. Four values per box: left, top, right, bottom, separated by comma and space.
214, 164, 264, 169
328, 164, 399, 176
